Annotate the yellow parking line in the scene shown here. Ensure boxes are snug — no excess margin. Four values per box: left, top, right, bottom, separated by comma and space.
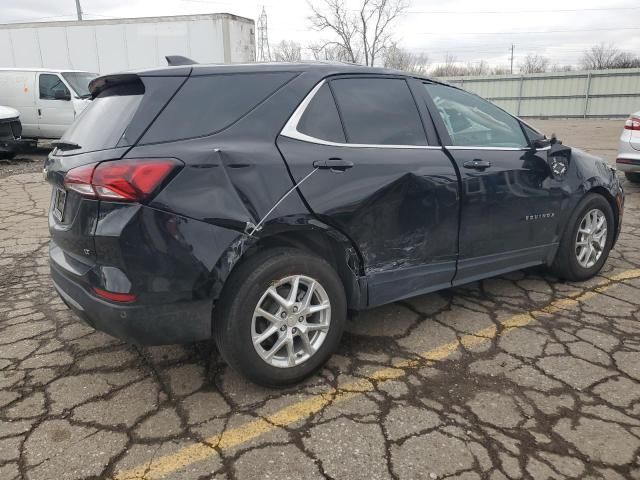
114, 268, 640, 480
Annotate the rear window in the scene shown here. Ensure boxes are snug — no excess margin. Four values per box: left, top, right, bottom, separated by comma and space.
140, 72, 296, 145
58, 83, 143, 155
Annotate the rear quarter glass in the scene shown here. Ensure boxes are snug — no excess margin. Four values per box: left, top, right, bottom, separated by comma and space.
139, 72, 297, 145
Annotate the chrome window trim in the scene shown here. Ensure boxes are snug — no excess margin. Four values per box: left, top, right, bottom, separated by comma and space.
444, 145, 551, 151
280, 80, 441, 150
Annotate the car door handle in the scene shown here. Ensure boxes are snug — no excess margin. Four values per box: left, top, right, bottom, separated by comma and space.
313, 158, 354, 172
463, 159, 491, 171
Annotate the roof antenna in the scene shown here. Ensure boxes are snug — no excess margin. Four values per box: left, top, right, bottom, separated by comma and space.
165, 55, 199, 66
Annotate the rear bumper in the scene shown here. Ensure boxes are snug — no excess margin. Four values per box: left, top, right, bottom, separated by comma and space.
50, 254, 213, 345
617, 133, 640, 172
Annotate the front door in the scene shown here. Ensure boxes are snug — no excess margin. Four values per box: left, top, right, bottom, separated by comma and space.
37, 73, 74, 138
278, 76, 460, 306
422, 82, 565, 285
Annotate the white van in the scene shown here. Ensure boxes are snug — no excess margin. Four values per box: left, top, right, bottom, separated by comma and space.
0, 69, 97, 140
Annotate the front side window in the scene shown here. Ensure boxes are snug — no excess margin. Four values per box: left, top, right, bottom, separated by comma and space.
423, 83, 527, 148
39, 74, 70, 100
297, 83, 345, 143
330, 78, 427, 146
521, 122, 545, 143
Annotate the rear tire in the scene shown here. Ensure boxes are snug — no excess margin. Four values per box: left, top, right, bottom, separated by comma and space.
213, 248, 346, 387
625, 172, 640, 183
550, 193, 614, 281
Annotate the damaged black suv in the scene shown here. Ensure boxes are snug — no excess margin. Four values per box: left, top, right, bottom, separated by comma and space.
45, 62, 623, 386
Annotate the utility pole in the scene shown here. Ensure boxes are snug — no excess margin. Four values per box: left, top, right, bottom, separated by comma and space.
75, 0, 83, 21
510, 44, 514, 74
256, 7, 271, 62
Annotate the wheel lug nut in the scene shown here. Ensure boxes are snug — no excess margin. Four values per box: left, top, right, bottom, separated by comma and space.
281, 312, 287, 318
293, 306, 298, 312
280, 326, 286, 332
292, 327, 297, 333
299, 316, 303, 322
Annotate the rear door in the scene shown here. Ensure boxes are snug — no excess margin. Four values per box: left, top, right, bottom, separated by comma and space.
37, 72, 75, 138
278, 75, 460, 306
422, 82, 564, 285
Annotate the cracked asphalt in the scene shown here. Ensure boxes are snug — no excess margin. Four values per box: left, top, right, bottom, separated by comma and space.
1, 119, 640, 480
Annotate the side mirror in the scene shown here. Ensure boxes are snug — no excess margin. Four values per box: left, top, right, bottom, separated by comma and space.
547, 140, 572, 178
54, 89, 71, 101
530, 138, 551, 150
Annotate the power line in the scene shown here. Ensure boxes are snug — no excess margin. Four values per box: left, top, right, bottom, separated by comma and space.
410, 26, 640, 36
510, 44, 514, 74
406, 6, 640, 14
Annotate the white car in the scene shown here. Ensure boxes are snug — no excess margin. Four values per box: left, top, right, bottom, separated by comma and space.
617, 112, 640, 183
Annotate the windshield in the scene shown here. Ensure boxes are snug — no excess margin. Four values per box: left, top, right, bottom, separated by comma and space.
62, 72, 98, 98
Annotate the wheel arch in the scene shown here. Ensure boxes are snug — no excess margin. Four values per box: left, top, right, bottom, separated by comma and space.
209, 222, 366, 312
587, 185, 620, 246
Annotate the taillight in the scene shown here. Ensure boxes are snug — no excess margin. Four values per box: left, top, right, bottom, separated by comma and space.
64, 163, 96, 196
93, 287, 137, 303
63, 158, 181, 202
625, 116, 640, 131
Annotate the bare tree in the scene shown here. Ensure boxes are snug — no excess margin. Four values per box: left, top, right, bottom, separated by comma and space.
492, 66, 512, 75
464, 60, 490, 76
272, 41, 302, 62
383, 43, 428, 75
519, 54, 549, 74
614, 51, 640, 68
431, 54, 466, 77
308, 0, 408, 66
550, 63, 574, 72
580, 43, 640, 69
308, 42, 353, 62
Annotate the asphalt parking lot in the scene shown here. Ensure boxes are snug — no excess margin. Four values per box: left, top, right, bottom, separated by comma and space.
1, 118, 639, 480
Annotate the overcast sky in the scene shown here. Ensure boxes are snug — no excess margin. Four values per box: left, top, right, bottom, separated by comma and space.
2, 0, 639, 68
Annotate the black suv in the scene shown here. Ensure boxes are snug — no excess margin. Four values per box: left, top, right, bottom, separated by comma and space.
45, 63, 623, 386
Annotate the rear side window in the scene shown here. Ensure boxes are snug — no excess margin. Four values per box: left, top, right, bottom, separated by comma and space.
141, 72, 296, 144
297, 84, 345, 143
330, 78, 427, 145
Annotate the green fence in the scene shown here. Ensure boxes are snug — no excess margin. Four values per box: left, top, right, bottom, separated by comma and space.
440, 68, 640, 118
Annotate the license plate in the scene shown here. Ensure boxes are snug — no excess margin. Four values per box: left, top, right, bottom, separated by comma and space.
52, 188, 67, 222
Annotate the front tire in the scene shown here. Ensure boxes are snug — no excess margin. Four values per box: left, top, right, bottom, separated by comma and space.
550, 193, 614, 281
625, 172, 640, 183
213, 248, 346, 387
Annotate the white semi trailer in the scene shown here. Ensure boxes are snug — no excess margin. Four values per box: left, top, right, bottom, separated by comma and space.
0, 13, 255, 75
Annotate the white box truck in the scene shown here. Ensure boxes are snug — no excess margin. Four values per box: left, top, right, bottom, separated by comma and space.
0, 13, 255, 74
0, 13, 255, 139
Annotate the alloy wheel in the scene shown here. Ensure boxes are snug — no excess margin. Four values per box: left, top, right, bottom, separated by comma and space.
575, 208, 607, 269
251, 275, 331, 368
